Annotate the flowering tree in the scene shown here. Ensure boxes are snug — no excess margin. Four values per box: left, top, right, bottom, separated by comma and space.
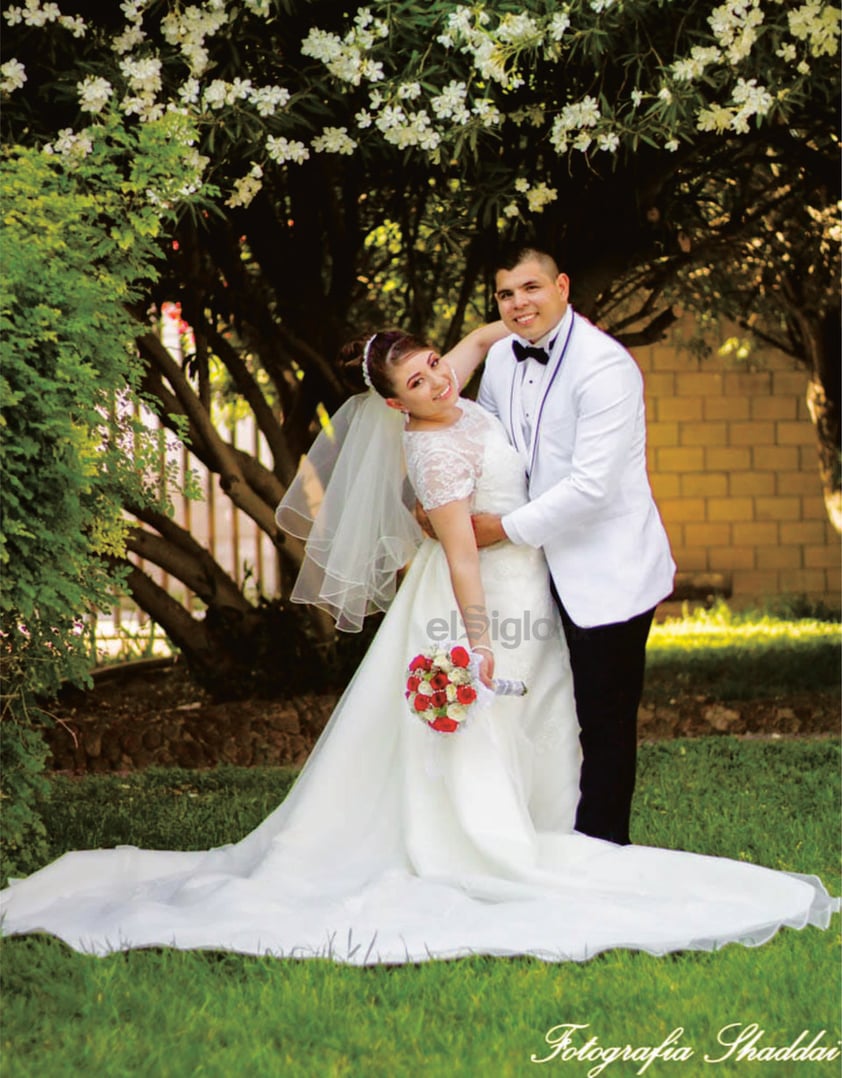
2, 0, 839, 688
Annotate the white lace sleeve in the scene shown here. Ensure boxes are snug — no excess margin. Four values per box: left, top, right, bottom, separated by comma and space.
404, 427, 481, 511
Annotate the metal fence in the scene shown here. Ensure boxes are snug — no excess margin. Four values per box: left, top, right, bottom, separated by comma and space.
93, 312, 283, 660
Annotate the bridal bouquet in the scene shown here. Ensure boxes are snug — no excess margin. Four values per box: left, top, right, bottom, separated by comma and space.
405, 642, 526, 734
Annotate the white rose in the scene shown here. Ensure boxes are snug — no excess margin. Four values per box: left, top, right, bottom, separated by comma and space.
417, 681, 434, 696
446, 703, 467, 722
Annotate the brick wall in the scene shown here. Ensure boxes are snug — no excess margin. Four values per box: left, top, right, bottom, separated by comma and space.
635, 326, 840, 611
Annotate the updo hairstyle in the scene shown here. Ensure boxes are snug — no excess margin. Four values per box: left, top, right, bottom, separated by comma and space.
338, 330, 427, 398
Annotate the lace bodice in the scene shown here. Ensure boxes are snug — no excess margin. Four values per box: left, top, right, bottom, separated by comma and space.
403, 398, 527, 515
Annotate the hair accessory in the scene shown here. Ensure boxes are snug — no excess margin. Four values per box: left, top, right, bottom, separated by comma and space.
361, 334, 377, 391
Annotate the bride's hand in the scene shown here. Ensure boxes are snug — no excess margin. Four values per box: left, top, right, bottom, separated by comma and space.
473, 646, 495, 688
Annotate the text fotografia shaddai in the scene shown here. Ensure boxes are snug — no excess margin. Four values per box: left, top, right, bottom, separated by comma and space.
530, 1023, 840, 1073
426, 607, 555, 649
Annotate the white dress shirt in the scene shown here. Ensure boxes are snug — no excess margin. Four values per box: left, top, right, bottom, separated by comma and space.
514, 318, 564, 443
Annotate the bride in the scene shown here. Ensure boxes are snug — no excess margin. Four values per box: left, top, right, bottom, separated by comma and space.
0, 325, 837, 963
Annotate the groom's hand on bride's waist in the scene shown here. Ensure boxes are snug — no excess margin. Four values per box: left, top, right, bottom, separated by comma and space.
414, 499, 437, 539
471, 513, 507, 548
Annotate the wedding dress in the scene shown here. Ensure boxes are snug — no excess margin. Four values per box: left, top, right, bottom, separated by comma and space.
0, 398, 837, 963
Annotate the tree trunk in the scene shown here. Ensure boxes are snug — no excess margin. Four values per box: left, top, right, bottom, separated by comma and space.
804, 312, 842, 532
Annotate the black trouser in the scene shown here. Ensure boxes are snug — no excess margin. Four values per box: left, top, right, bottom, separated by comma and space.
554, 590, 655, 846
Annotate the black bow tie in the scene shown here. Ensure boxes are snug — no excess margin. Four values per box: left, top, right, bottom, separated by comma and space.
512, 340, 549, 364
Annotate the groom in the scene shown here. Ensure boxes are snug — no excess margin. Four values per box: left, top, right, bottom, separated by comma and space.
472, 242, 676, 846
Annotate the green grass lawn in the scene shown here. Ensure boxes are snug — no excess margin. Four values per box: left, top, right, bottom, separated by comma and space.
646, 601, 841, 701
2, 738, 840, 1078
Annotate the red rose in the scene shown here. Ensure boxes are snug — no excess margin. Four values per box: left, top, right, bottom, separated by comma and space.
430, 671, 449, 690
413, 694, 431, 711
406, 675, 421, 693
456, 685, 477, 705
431, 691, 448, 708
410, 655, 433, 672
450, 646, 470, 668
430, 716, 459, 733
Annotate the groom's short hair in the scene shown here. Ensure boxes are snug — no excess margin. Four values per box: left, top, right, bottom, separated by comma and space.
494, 242, 560, 279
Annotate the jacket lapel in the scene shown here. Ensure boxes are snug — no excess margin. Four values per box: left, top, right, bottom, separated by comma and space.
527, 310, 577, 477
505, 351, 530, 461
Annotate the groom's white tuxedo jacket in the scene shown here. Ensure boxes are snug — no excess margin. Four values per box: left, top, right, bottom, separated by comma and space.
477, 307, 675, 628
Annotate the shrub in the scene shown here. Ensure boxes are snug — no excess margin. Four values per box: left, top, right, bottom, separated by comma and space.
0, 121, 209, 872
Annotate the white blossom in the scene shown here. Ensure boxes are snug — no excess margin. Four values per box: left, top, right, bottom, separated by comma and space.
355, 7, 374, 30
161, 5, 227, 76
5, 1, 62, 29
249, 85, 291, 117
548, 12, 571, 41
177, 78, 201, 105
731, 77, 774, 131
58, 14, 86, 37
397, 81, 422, 100
665, 138, 680, 152
526, 183, 558, 213
776, 42, 798, 62
266, 135, 310, 165
119, 55, 162, 95
312, 126, 357, 154
497, 13, 540, 45
471, 39, 511, 85
78, 75, 113, 114
46, 127, 94, 158
788, 1, 841, 57
121, 94, 164, 122
112, 23, 146, 55
514, 177, 530, 193
431, 80, 470, 123
355, 109, 373, 128
590, 0, 617, 11
0, 58, 27, 93
596, 131, 620, 153
226, 163, 264, 209
502, 201, 520, 218
375, 104, 406, 132
360, 59, 385, 82
550, 94, 601, 152
709, 0, 764, 64
630, 88, 644, 109
301, 28, 344, 65
472, 99, 502, 126
671, 44, 722, 81
377, 108, 441, 151
301, 24, 384, 87
120, 1, 146, 21
202, 80, 229, 109
697, 103, 735, 132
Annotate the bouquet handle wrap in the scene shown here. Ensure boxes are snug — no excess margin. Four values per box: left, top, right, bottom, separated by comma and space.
491, 677, 527, 697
